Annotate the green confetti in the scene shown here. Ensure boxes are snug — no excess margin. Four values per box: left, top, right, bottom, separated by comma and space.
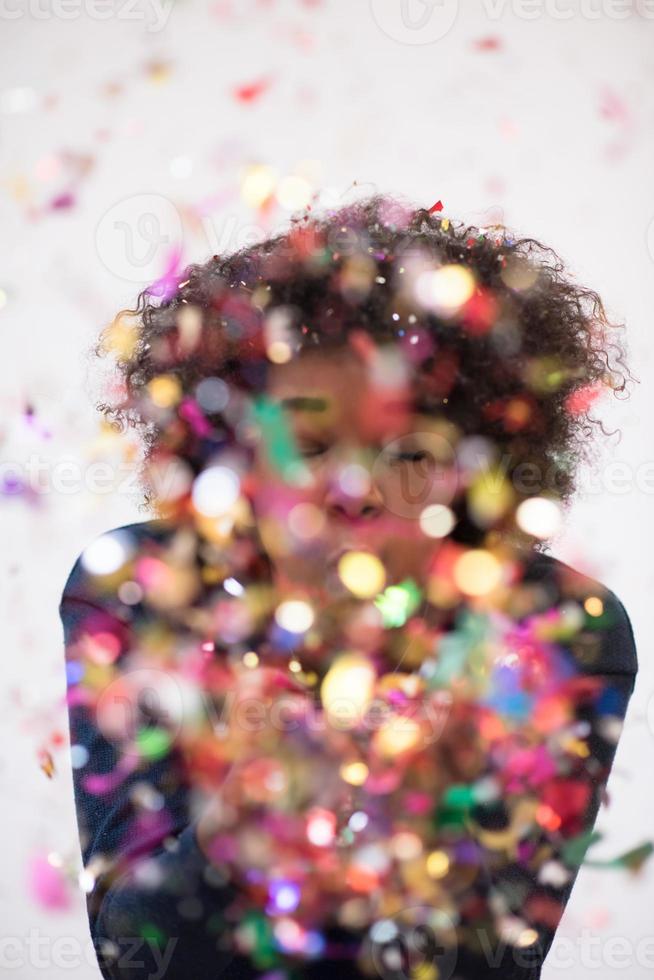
613, 841, 654, 871
374, 579, 422, 628
561, 829, 602, 868
241, 909, 279, 969
429, 633, 470, 686
338, 826, 356, 846
429, 610, 494, 686
249, 396, 310, 484
136, 726, 171, 761
434, 784, 476, 829
444, 784, 477, 809
562, 830, 654, 873
585, 841, 654, 872
140, 922, 166, 948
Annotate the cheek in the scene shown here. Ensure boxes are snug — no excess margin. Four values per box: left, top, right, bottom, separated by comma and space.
251, 471, 326, 518
379, 465, 459, 519
249, 468, 331, 563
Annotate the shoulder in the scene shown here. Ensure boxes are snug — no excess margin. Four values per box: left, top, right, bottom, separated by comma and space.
59, 518, 176, 605
521, 548, 638, 677
58, 518, 182, 645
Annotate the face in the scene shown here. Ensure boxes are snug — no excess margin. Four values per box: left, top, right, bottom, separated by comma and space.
248, 344, 460, 603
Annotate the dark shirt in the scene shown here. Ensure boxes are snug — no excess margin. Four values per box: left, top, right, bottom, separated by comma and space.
59, 519, 638, 979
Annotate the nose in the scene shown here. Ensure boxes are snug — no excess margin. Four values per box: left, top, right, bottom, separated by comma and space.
323, 450, 384, 523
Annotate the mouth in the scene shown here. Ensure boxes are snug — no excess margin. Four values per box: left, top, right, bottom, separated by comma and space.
325, 542, 378, 567
323, 542, 388, 602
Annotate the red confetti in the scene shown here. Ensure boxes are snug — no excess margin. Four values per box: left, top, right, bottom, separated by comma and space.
541, 778, 592, 836
565, 383, 602, 416
460, 286, 499, 336
474, 36, 502, 51
524, 893, 566, 929
233, 76, 274, 104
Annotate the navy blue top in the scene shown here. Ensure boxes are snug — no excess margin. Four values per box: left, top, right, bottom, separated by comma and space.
59, 520, 638, 979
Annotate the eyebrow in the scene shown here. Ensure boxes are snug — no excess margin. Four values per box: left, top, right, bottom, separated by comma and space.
278, 396, 329, 412
278, 395, 436, 418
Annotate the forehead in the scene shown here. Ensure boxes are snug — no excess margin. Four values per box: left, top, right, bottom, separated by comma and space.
266, 347, 426, 440
267, 349, 366, 407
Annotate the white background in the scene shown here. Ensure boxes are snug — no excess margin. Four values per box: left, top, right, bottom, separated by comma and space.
1, 1, 653, 977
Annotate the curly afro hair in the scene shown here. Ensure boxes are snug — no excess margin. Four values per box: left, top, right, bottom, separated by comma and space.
96, 191, 633, 525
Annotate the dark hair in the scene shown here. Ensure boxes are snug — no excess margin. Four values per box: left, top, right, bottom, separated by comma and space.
96, 191, 634, 523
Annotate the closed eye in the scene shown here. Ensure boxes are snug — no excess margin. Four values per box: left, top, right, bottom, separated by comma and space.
297, 442, 329, 459
388, 449, 431, 464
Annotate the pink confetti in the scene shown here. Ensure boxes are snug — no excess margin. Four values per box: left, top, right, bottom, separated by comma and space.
28, 854, 72, 911
49, 192, 76, 211
179, 398, 214, 436
145, 245, 184, 303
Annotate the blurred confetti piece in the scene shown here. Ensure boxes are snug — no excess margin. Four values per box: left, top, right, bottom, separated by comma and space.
474, 36, 502, 51
28, 854, 72, 910
23, 404, 52, 440
38, 748, 56, 779
145, 245, 184, 302
144, 59, 173, 84
250, 396, 308, 482
565, 383, 602, 416
586, 842, 654, 873
49, 192, 75, 211
599, 87, 632, 125
233, 76, 274, 104
599, 86, 635, 162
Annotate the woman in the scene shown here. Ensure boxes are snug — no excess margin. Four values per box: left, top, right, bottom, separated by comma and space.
60, 193, 638, 979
